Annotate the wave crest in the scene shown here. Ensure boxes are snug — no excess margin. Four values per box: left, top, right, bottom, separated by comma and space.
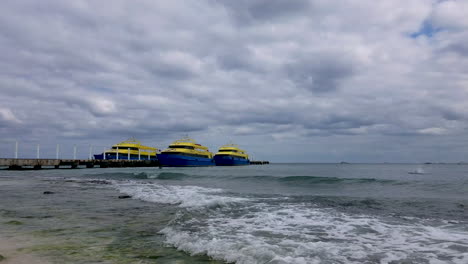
236, 175, 394, 185
154, 172, 189, 180
115, 182, 248, 208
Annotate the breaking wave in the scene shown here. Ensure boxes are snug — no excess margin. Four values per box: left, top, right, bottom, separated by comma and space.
83, 172, 150, 179
161, 202, 468, 264
77, 172, 468, 263
83, 172, 399, 186
153, 172, 191, 180
114, 181, 248, 208
234, 175, 397, 185
83, 171, 192, 180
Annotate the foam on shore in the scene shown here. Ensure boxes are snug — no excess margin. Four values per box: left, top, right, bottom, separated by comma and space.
161, 200, 468, 264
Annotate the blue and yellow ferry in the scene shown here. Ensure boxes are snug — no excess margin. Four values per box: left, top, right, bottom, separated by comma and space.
94, 139, 158, 160
213, 144, 250, 166
157, 138, 215, 167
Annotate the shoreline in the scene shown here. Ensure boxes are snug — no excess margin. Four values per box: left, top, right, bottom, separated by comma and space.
0, 171, 221, 263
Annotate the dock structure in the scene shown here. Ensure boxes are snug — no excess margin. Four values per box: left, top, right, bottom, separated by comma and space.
250, 160, 269, 165
0, 158, 160, 170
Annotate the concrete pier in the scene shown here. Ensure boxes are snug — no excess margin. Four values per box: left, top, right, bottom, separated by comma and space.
0, 158, 160, 170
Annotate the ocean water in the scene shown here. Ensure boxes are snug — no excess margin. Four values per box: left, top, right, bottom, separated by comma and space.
0, 164, 467, 263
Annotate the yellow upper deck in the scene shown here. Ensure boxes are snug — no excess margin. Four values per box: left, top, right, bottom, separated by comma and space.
161, 138, 213, 158
215, 144, 249, 159
106, 138, 158, 155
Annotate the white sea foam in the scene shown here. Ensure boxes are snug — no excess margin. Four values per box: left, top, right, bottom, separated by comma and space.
59, 177, 468, 263
106, 178, 468, 263
114, 181, 248, 208
161, 202, 468, 264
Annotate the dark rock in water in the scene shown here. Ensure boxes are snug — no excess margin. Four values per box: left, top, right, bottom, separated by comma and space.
137, 255, 163, 260
43, 191, 55, 194
5, 220, 23, 225
118, 195, 132, 199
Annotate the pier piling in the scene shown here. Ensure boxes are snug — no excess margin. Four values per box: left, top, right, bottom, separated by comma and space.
15, 141, 18, 159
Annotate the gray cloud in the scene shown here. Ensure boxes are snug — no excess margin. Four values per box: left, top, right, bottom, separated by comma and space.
1, 0, 468, 162
215, 0, 311, 24
285, 52, 356, 92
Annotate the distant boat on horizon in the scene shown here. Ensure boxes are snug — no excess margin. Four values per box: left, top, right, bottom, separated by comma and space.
408, 167, 425, 175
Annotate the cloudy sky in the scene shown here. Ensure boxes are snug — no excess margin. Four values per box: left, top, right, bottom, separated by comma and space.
1, 0, 467, 162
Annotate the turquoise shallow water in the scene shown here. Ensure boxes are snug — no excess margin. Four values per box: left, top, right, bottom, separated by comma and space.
0, 164, 467, 263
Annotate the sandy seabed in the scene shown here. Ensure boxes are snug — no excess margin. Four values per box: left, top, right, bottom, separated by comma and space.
0, 235, 50, 264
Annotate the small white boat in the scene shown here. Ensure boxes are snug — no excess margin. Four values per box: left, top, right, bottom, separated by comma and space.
408, 168, 425, 175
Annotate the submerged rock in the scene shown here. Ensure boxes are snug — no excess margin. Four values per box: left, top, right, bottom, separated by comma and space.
43, 191, 54, 194
138, 255, 163, 260
89, 180, 111, 185
5, 220, 23, 225
118, 195, 131, 199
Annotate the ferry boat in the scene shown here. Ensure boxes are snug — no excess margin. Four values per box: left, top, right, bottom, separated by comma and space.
157, 138, 214, 166
93, 138, 158, 160
213, 144, 250, 166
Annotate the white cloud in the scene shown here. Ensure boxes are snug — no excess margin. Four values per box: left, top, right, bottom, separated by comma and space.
431, 0, 468, 30
0, 0, 467, 162
0, 108, 21, 124
87, 97, 116, 115
418, 127, 447, 135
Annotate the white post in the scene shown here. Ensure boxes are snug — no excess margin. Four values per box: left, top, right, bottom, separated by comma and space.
73, 145, 77, 160
56, 144, 60, 159
138, 149, 141, 160
148, 152, 150, 160
15, 141, 18, 159
89, 145, 92, 160
116, 146, 119, 160
37, 144, 40, 159
103, 147, 106, 160
127, 148, 130, 160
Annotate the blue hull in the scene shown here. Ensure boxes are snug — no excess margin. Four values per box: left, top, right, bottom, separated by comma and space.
214, 155, 250, 166
157, 154, 215, 167
93, 153, 156, 160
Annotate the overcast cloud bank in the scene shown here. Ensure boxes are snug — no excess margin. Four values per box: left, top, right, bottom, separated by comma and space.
1, 0, 467, 162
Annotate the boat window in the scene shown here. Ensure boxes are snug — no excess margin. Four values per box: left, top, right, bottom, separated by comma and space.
162, 152, 181, 155
112, 147, 139, 150
169, 145, 194, 150
219, 149, 237, 152
163, 152, 209, 158
216, 154, 246, 159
